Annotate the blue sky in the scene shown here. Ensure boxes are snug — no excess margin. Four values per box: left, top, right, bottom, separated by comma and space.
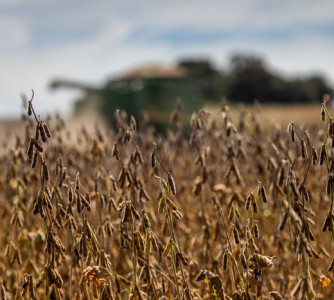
0, 0, 334, 117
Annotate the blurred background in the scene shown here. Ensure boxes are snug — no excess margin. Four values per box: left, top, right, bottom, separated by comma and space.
0, 0, 334, 127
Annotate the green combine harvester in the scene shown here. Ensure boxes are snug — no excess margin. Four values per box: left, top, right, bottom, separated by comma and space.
50, 65, 205, 128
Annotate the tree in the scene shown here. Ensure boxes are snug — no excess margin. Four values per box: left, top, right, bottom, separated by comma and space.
226, 54, 333, 103
227, 55, 274, 103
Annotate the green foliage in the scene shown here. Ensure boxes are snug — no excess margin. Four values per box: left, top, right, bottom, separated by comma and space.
179, 55, 333, 104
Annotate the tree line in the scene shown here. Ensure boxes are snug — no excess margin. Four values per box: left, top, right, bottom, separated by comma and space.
178, 55, 333, 104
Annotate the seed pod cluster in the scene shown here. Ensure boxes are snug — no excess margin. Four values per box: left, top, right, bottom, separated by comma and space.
167, 173, 176, 195
3, 92, 334, 299
288, 123, 295, 142
258, 183, 268, 203
150, 151, 156, 169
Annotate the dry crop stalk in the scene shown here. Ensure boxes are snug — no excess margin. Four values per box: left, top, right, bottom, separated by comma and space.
2, 92, 334, 298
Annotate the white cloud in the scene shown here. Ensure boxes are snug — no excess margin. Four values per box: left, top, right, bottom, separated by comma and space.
0, 17, 30, 52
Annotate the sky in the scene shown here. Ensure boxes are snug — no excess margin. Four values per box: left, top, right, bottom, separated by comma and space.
1, 0, 334, 118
